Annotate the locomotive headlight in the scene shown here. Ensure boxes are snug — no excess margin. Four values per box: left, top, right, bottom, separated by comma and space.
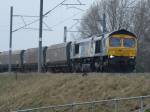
130, 56, 135, 59
110, 55, 115, 58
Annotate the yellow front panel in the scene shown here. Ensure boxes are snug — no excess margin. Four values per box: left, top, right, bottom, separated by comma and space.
107, 34, 137, 57
108, 47, 137, 57
111, 34, 134, 38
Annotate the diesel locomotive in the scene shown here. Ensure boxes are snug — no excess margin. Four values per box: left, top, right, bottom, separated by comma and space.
0, 29, 137, 72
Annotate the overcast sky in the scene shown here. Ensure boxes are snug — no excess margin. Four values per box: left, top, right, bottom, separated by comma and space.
0, 0, 97, 51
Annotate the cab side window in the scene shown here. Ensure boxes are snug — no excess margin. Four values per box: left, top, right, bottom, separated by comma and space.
95, 40, 101, 53
75, 44, 79, 54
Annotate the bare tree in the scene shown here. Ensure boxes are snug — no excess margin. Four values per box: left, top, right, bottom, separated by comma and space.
79, 0, 137, 37
132, 0, 150, 72
78, 0, 150, 72
79, 3, 102, 38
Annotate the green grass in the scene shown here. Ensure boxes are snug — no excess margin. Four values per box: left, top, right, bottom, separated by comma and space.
0, 73, 150, 112
145, 109, 150, 112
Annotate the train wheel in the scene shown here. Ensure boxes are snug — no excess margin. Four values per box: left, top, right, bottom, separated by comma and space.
128, 65, 135, 72
100, 65, 104, 72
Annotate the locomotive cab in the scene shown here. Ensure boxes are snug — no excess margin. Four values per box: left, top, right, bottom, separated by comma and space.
106, 29, 137, 71
108, 35, 137, 57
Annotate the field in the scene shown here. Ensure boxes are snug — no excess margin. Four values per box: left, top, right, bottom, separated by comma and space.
0, 73, 150, 112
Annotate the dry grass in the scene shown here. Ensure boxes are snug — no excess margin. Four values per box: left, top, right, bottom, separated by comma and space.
0, 73, 150, 112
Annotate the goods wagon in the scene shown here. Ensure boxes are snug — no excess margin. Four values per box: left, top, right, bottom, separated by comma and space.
11, 50, 24, 71
23, 47, 47, 71
46, 42, 71, 72
0, 51, 9, 72
0, 50, 24, 72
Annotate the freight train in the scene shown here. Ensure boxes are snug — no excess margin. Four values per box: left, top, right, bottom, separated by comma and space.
0, 29, 137, 72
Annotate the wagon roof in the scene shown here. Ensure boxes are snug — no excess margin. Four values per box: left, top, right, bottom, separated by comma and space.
47, 42, 70, 49
0, 51, 9, 55
12, 50, 24, 55
0, 50, 23, 56
25, 46, 47, 52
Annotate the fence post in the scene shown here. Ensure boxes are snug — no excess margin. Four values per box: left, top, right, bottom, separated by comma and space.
72, 103, 74, 112
140, 96, 144, 112
91, 102, 95, 112
114, 99, 119, 112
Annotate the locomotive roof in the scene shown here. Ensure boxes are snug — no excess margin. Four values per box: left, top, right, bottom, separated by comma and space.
109, 29, 136, 37
74, 37, 93, 44
48, 42, 71, 49
72, 30, 136, 45
74, 35, 104, 44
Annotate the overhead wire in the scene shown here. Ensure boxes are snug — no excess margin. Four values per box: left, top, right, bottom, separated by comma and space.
43, 0, 68, 16
67, 7, 85, 11
13, 15, 40, 18
13, 0, 68, 32
51, 12, 81, 28
20, 16, 27, 26
13, 0, 86, 33
43, 21, 52, 31
23, 27, 52, 31
68, 21, 79, 30
76, 0, 82, 4
13, 19, 39, 32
